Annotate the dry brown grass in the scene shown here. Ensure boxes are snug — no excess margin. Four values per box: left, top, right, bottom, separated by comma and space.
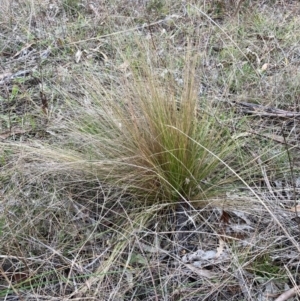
1, 1, 300, 300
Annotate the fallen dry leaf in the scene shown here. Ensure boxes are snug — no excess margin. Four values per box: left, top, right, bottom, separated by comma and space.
287, 204, 300, 213
216, 239, 225, 258
184, 263, 216, 279
261, 63, 268, 71
75, 49, 83, 63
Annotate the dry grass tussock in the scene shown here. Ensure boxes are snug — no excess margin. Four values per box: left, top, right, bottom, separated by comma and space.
1, 0, 300, 300
44, 52, 247, 204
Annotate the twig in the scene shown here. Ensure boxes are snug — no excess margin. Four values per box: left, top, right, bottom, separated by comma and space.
68, 18, 171, 45
274, 285, 300, 301
281, 123, 300, 232
233, 0, 246, 17
234, 101, 300, 119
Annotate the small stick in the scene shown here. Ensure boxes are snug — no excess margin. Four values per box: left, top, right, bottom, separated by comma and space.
274, 285, 300, 301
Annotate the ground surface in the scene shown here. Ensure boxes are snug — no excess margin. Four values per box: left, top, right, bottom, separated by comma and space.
1, 1, 300, 300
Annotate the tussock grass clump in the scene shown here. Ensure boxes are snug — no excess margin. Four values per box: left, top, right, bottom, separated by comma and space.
16, 50, 251, 295
56, 55, 242, 206
0, 42, 257, 298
